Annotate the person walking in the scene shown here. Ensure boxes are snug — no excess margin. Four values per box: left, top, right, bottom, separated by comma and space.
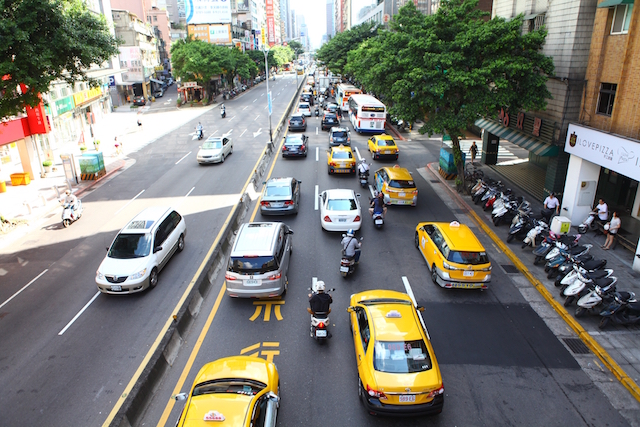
114, 137, 122, 155
469, 141, 478, 165
602, 211, 621, 250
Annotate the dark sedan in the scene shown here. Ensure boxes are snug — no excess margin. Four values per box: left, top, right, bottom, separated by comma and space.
132, 96, 146, 106
321, 112, 339, 131
288, 113, 307, 131
260, 177, 301, 215
282, 134, 308, 158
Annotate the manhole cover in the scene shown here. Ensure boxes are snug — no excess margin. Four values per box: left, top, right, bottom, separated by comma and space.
430, 180, 440, 183
501, 264, 519, 274
562, 338, 591, 354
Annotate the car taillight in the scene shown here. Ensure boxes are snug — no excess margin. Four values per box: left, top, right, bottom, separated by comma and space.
354, 215, 361, 222
284, 200, 294, 205
266, 272, 282, 280
282, 146, 288, 151
225, 273, 236, 280
324, 216, 332, 222
260, 201, 269, 206
301, 145, 306, 150
412, 190, 418, 195
366, 384, 387, 399
427, 385, 445, 398
329, 162, 336, 166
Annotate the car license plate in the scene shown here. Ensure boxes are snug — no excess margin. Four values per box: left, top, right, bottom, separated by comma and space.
315, 329, 327, 338
375, 219, 383, 225
338, 218, 347, 222
245, 279, 261, 286
340, 266, 349, 273
384, 150, 392, 154
271, 202, 284, 208
335, 169, 348, 173
399, 395, 416, 403
463, 271, 475, 277
110, 285, 122, 291
398, 192, 406, 197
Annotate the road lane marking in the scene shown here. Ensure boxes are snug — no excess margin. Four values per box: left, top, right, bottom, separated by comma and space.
176, 187, 195, 209
253, 128, 262, 138
315, 185, 319, 210
175, 151, 191, 165
254, 115, 260, 121
0, 269, 48, 310
261, 93, 264, 96
114, 190, 145, 215
243, 105, 249, 110
315, 147, 319, 161
355, 147, 362, 161
253, 99, 257, 103
58, 291, 100, 335
401, 276, 430, 340
250, 300, 284, 321
228, 116, 235, 122
316, 127, 318, 135
240, 129, 247, 137
212, 130, 219, 135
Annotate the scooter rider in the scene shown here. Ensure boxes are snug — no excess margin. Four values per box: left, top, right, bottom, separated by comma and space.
308, 281, 332, 315
341, 229, 362, 263
196, 122, 203, 137
369, 191, 387, 217
220, 103, 226, 117
63, 190, 79, 211
358, 159, 370, 178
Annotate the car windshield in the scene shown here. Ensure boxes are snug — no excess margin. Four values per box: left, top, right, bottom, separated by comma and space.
444, 249, 490, 265
192, 379, 266, 396
377, 139, 395, 147
388, 179, 415, 189
109, 233, 152, 259
265, 184, 292, 197
203, 141, 222, 149
332, 151, 352, 159
327, 198, 357, 211
229, 256, 278, 274
332, 130, 348, 138
373, 340, 432, 373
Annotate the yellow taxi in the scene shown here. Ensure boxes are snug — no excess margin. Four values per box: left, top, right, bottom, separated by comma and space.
368, 134, 399, 160
347, 290, 444, 416
415, 221, 492, 289
373, 165, 417, 206
327, 145, 356, 174
174, 356, 280, 427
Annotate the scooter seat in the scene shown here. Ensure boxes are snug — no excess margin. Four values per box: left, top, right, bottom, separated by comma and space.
581, 258, 607, 271
568, 245, 587, 255
617, 291, 634, 303
573, 254, 593, 263
594, 277, 615, 287
585, 269, 609, 280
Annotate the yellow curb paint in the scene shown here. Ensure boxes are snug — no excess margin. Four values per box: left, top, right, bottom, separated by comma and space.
426, 162, 640, 404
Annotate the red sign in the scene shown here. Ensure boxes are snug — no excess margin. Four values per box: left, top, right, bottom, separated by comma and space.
0, 117, 30, 145
266, 0, 275, 46
25, 100, 51, 135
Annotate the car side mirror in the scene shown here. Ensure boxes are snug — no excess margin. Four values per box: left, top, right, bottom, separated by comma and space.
346, 306, 355, 313
417, 306, 425, 312
356, 193, 361, 198
175, 392, 187, 401
153, 246, 163, 253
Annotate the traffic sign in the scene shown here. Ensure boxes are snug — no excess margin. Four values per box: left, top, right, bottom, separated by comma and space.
268, 92, 272, 116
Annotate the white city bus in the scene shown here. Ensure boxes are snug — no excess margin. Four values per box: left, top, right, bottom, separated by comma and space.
348, 94, 387, 134
336, 84, 362, 112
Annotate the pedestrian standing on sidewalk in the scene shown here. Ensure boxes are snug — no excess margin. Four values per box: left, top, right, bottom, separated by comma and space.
602, 211, 621, 250
469, 141, 478, 165
542, 192, 560, 223
114, 137, 122, 155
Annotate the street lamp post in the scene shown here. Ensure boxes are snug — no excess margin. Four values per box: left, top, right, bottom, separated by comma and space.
263, 48, 273, 150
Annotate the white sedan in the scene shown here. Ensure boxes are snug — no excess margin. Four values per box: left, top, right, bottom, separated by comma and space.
298, 102, 312, 117
319, 189, 362, 231
197, 136, 233, 164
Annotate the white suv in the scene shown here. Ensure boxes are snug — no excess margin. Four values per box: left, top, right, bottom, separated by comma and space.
95, 207, 186, 294
298, 102, 312, 117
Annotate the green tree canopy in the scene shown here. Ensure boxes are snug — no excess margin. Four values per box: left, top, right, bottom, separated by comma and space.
0, 0, 120, 118
171, 38, 229, 100
316, 22, 378, 77
270, 45, 294, 67
288, 40, 304, 57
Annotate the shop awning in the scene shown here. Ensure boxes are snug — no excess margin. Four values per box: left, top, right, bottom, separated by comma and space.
597, 0, 634, 7
150, 78, 164, 84
475, 118, 559, 157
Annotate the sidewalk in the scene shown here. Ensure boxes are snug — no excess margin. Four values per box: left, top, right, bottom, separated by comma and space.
0, 105, 217, 251
426, 160, 640, 423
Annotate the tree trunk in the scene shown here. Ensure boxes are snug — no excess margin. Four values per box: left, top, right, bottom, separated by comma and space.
449, 132, 466, 193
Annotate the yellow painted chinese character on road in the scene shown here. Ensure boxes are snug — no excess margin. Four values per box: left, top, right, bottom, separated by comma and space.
250, 299, 284, 322
240, 342, 280, 363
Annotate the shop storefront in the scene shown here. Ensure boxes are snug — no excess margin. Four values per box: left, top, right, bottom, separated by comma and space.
561, 123, 640, 254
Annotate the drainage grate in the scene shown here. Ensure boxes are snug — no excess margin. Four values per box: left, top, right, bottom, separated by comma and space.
430, 180, 441, 184
501, 264, 520, 274
562, 338, 591, 355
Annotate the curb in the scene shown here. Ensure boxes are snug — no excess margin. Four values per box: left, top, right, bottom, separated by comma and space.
425, 161, 640, 404
385, 121, 406, 141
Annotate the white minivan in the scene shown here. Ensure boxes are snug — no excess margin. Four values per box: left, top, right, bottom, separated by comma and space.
95, 207, 186, 294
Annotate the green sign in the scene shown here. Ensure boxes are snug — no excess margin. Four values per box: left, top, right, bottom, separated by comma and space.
55, 96, 75, 115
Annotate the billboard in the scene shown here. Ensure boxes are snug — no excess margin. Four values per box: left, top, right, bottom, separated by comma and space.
266, 0, 275, 46
209, 24, 231, 43
185, 0, 232, 24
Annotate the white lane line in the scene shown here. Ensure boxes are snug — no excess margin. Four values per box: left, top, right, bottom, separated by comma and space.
314, 185, 319, 210
368, 184, 376, 198
253, 99, 257, 103
58, 291, 101, 335
316, 127, 318, 135
243, 105, 249, 110
354, 147, 363, 161
0, 269, 48, 310
212, 130, 219, 135
229, 116, 235, 122
316, 147, 319, 162
240, 129, 247, 137
254, 115, 260, 121
278, 92, 281, 95
176, 187, 195, 209
264, 105, 267, 110
261, 93, 264, 97
402, 276, 430, 339
115, 190, 145, 215
175, 151, 192, 165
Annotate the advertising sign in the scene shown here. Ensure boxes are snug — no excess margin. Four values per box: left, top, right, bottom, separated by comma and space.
565, 123, 640, 182
266, 0, 275, 46
119, 47, 143, 82
25, 101, 50, 135
185, 0, 232, 25
209, 24, 231, 43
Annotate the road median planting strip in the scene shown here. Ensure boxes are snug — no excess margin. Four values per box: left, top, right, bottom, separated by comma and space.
426, 162, 640, 404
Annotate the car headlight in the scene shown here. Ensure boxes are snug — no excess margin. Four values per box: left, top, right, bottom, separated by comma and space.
129, 268, 147, 280
96, 271, 105, 280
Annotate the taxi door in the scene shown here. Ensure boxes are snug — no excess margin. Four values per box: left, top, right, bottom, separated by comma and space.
418, 225, 438, 268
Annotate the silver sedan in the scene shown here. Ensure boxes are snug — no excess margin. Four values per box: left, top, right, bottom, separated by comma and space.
197, 136, 233, 164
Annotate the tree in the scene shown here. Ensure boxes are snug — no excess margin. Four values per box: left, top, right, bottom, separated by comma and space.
225, 48, 259, 85
288, 40, 304, 57
270, 45, 294, 68
347, 0, 554, 190
171, 38, 228, 101
0, 0, 120, 119
246, 50, 275, 74
316, 22, 378, 77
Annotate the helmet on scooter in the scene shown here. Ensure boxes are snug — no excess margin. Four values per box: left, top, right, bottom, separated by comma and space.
315, 281, 325, 291
347, 229, 355, 237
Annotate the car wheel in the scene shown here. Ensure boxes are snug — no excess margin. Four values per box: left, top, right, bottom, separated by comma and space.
431, 265, 438, 285
599, 317, 609, 329
177, 234, 185, 252
221, 154, 225, 163
414, 232, 420, 248
148, 268, 159, 289
281, 276, 288, 296
230, 145, 233, 154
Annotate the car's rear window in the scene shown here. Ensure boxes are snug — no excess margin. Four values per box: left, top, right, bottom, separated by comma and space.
332, 151, 352, 159
332, 130, 348, 138
388, 179, 415, 189
443, 249, 489, 265
109, 234, 152, 259
265, 185, 291, 197
290, 117, 303, 123
373, 340, 432, 373
377, 139, 396, 147
193, 379, 266, 396
327, 199, 357, 211
229, 256, 278, 274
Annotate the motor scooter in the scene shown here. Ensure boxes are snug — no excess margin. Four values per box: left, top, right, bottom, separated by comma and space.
522, 220, 548, 248
598, 292, 640, 329
577, 211, 600, 234
62, 200, 83, 228
340, 236, 363, 278
575, 284, 622, 318
563, 275, 616, 307
554, 256, 607, 286
196, 128, 203, 140
307, 282, 335, 343
221, 107, 226, 118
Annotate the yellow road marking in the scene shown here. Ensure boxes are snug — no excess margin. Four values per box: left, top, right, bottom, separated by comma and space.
250, 300, 285, 322
240, 342, 262, 354
262, 342, 279, 347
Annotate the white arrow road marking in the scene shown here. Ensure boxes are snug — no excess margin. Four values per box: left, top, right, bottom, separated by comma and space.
315, 185, 319, 210
240, 129, 247, 137
253, 99, 257, 103
163, 98, 172, 105
175, 151, 192, 164
254, 115, 260, 121
253, 128, 263, 138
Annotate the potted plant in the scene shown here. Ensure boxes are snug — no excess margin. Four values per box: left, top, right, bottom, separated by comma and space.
80, 145, 87, 152
94, 140, 101, 151
42, 160, 52, 173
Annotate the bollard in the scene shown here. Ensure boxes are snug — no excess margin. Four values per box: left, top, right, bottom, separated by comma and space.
53, 185, 61, 198
23, 201, 32, 215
